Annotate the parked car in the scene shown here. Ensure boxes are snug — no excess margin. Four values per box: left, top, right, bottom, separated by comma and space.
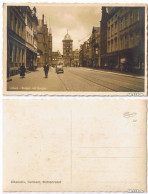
56, 63, 64, 74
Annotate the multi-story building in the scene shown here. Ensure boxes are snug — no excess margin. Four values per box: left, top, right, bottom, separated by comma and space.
32, 7, 38, 70
100, 7, 108, 68
7, 6, 26, 76
107, 7, 145, 72
79, 40, 90, 67
48, 27, 52, 65
88, 35, 93, 67
79, 27, 100, 68
52, 51, 63, 67
72, 49, 79, 67
79, 44, 83, 67
105, 7, 145, 73
62, 32, 73, 67
91, 26, 101, 68
37, 15, 52, 67
24, 6, 38, 71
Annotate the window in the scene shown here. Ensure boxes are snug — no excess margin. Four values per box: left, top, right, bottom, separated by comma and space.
27, 32, 28, 41
96, 48, 98, 54
9, 43, 13, 63
136, 32, 140, 45
125, 14, 128, 27
137, 10, 140, 21
130, 33, 134, 47
14, 46, 17, 63
22, 25, 24, 36
111, 39, 113, 52
120, 18, 123, 30
108, 41, 110, 52
120, 37, 123, 49
135, 10, 140, 22
22, 49, 24, 62
18, 21, 20, 35
111, 24, 113, 36
130, 12, 133, 25
18, 48, 21, 63
108, 27, 110, 38
27, 17, 30, 27
122, 36, 125, 49
115, 22, 117, 33
10, 12, 13, 29
125, 35, 129, 48
14, 17, 17, 32
115, 38, 117, 50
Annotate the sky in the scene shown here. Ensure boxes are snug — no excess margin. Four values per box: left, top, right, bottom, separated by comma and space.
35, 5, 102, 53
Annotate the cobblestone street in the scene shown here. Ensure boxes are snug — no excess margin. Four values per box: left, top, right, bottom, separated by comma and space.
7, 67, 144, 92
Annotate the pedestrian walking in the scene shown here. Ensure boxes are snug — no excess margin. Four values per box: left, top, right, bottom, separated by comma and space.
43, 63, 49, 78
20, 64, 26, 78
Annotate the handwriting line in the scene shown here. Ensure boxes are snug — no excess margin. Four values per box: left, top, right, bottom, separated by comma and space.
78, 156, 142, 158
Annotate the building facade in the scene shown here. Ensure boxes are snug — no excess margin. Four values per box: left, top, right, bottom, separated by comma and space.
90, 27, 101, 68
62, 32, 73, 67
24, 6, 38, 71
101, 7, 145, 73
7, 6, 26, 76
100, 7, 108, 68
79, 26, 100, 68
37, 15, 52, 67
48, 27, 52, 65
52, 51, 62, 67
79, 40, 90, 67
79, 44, 83, 67
72, 49, 79, 67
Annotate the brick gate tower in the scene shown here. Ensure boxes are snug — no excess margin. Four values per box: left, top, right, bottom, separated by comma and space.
62, 30, 73, 67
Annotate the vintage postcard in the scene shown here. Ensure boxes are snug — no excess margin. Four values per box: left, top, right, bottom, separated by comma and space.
3, 99, 147, 192
3, 3, 147, 95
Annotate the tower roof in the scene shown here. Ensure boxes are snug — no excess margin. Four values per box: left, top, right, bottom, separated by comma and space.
64, 33, 72, 40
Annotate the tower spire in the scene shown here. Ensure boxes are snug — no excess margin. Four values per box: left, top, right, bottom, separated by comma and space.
48, 17, 52, 34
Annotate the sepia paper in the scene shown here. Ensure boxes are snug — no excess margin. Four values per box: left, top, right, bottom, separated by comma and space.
3, 3, 148, 96
3, 99, 147, 192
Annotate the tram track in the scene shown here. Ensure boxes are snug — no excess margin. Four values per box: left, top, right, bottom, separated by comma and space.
67, 69, 139, 92
57, 73, 74, 91
83, 68, 144, 90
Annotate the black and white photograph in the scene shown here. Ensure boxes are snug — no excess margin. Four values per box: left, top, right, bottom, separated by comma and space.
4, 4, 147, 94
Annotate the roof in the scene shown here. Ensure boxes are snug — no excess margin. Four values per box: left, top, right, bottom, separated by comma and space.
92, 27, 100, 33
52, 52, 59, 56
64, 33, 72, 40
52, 51, 61, 57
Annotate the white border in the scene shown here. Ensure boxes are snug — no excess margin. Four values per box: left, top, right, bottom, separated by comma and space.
0, 1, 148, 194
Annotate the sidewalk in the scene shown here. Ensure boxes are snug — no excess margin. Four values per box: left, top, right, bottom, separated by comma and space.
7, 68, 43, 81
7, 67, 66, 91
